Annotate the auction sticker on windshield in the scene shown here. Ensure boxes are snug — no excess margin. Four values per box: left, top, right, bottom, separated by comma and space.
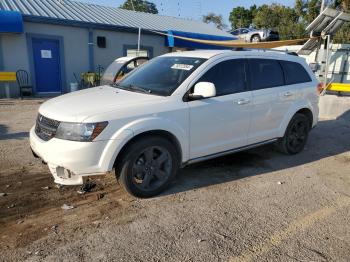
171, 64, 194, 71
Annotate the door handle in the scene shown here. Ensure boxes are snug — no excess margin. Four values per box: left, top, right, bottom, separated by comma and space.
284, 91, 293, 97
234, 99, 250, 105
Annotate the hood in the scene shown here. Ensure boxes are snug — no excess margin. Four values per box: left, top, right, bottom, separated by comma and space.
39, 86, 163, 122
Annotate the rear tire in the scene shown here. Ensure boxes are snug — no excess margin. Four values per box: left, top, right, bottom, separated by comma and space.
276, 113, 310, 155
115, 136, 180, 198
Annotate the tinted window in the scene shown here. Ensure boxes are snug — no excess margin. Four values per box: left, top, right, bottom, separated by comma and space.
249, 59, 284, 90
280, 61, 312, 85
197, 59, 247, 96
231, 30, 240, 36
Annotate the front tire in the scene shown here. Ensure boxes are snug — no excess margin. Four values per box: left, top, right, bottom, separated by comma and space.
251, 35, 261, 43
115, 136, 180, 198
276, 113, 310, 155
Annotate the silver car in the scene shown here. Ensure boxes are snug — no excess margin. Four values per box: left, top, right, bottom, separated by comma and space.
230, 28, 280, 43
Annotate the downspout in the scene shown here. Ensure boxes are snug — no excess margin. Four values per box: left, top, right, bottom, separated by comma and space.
88, 29, 94, 72
0, 35, 4, 70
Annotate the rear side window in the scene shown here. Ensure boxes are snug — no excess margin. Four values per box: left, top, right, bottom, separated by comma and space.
197, 59, 247, 96
280, 60, 312, 85
249, 59, 284, 90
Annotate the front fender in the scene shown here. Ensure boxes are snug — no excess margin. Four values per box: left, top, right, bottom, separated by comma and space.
126, 117, 189, 161
100, 117, 189, 171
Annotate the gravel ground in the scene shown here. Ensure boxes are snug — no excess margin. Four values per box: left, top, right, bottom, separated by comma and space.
0, 99, 349, 262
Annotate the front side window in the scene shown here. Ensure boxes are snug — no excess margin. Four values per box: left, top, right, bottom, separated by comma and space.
232, 30, 240, 35
280, 60, 312, 85
196, 59, 247, 97
117, 56, 206, 96
249, 59, 284, 90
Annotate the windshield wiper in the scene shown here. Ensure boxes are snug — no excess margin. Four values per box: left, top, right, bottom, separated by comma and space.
114, 83, 151, 94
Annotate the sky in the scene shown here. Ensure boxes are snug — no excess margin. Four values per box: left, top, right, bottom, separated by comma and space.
78, 0, 295, 26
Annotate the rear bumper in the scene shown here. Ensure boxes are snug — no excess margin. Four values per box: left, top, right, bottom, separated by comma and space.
265, 35, 280, 41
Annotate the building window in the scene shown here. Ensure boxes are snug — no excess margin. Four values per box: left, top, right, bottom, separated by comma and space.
97, 36, 106, 48
126, 49, 149, 57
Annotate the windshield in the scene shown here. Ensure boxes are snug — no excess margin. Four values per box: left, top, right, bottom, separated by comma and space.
101, 60, 126, 85
117, 56, 207, 96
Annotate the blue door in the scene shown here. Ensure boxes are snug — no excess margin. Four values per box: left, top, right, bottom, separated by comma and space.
32, 38, 61, 93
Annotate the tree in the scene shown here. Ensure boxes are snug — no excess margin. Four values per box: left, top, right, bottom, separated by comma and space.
202, 13, 226, 30
295, 0, 306, 19
305, 0, 321, 23
120, 0, 158, 14
229, 6, 256, 29
253, 4, 306, 39
333, 0, 350, 43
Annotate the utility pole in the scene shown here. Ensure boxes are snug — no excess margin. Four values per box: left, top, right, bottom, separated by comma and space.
320, 0, 326, 13
130, 0, 135, 11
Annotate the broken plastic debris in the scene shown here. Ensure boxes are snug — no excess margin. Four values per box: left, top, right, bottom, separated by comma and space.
61, 204, 74, 210
41, 186, 50, 190
7, 204, 16, 209
277, 181, 285, 185
96, 192, 105, 200
78, 181, 96, 195
0, 193, 6, 197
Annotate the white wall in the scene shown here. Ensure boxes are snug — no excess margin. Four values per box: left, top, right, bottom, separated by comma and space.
92, 29, 168, 71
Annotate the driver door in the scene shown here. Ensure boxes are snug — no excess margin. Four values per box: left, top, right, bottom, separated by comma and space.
188, 59, 252, 159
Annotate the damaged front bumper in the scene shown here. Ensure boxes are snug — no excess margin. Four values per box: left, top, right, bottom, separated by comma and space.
29, 126, 109, 186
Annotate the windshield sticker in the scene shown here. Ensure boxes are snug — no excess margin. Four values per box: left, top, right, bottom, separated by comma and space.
171, 64, 194, 71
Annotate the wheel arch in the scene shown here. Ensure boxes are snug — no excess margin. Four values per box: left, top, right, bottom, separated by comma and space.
250, 34, 261, 42
113, 129, 183, 169
278, 105, 315, 137
296, 108, 313, 128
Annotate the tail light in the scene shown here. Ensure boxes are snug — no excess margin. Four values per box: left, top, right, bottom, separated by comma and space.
316, 82, 325, 95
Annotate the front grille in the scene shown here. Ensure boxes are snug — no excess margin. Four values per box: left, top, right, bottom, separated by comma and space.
35, 114, 60, 141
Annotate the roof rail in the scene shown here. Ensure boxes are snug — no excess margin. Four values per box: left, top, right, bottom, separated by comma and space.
239, 48, 299, 56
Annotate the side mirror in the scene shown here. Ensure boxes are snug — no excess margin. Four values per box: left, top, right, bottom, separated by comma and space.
189, 82, 216, 101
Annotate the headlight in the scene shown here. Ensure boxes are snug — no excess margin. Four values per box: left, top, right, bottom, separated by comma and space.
55, 122, 108, 142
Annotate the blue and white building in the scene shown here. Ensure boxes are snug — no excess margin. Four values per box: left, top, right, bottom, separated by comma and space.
0, 0, 234, 97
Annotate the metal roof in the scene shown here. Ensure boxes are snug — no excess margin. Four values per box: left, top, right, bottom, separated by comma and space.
0, 0, 232, 37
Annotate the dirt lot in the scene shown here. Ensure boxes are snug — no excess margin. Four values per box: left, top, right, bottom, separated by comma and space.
0, 99, 349, 262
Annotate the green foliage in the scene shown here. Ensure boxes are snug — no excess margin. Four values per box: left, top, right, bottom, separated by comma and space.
229, 5, 257, 29
228, 0, 349, 43
253, 4, 306, 39
120, 0, 158, 14
202, 13, 226, 30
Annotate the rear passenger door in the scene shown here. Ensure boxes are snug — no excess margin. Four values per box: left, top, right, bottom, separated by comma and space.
247, 58, 286, 144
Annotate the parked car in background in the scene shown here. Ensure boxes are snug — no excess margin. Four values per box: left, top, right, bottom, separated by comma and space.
30, 50, 319, 198
230, 28, 280, 42
101, 56, 149, 85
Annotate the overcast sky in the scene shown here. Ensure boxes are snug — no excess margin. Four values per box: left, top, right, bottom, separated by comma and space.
78, 0, 295, 25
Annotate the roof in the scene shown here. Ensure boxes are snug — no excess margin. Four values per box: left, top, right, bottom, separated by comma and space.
0, 0, 232, 37
163, 50, 231, 59
163, 49, 305, 62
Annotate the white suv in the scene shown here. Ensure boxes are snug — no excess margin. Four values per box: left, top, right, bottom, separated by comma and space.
30, 50, 319, 197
